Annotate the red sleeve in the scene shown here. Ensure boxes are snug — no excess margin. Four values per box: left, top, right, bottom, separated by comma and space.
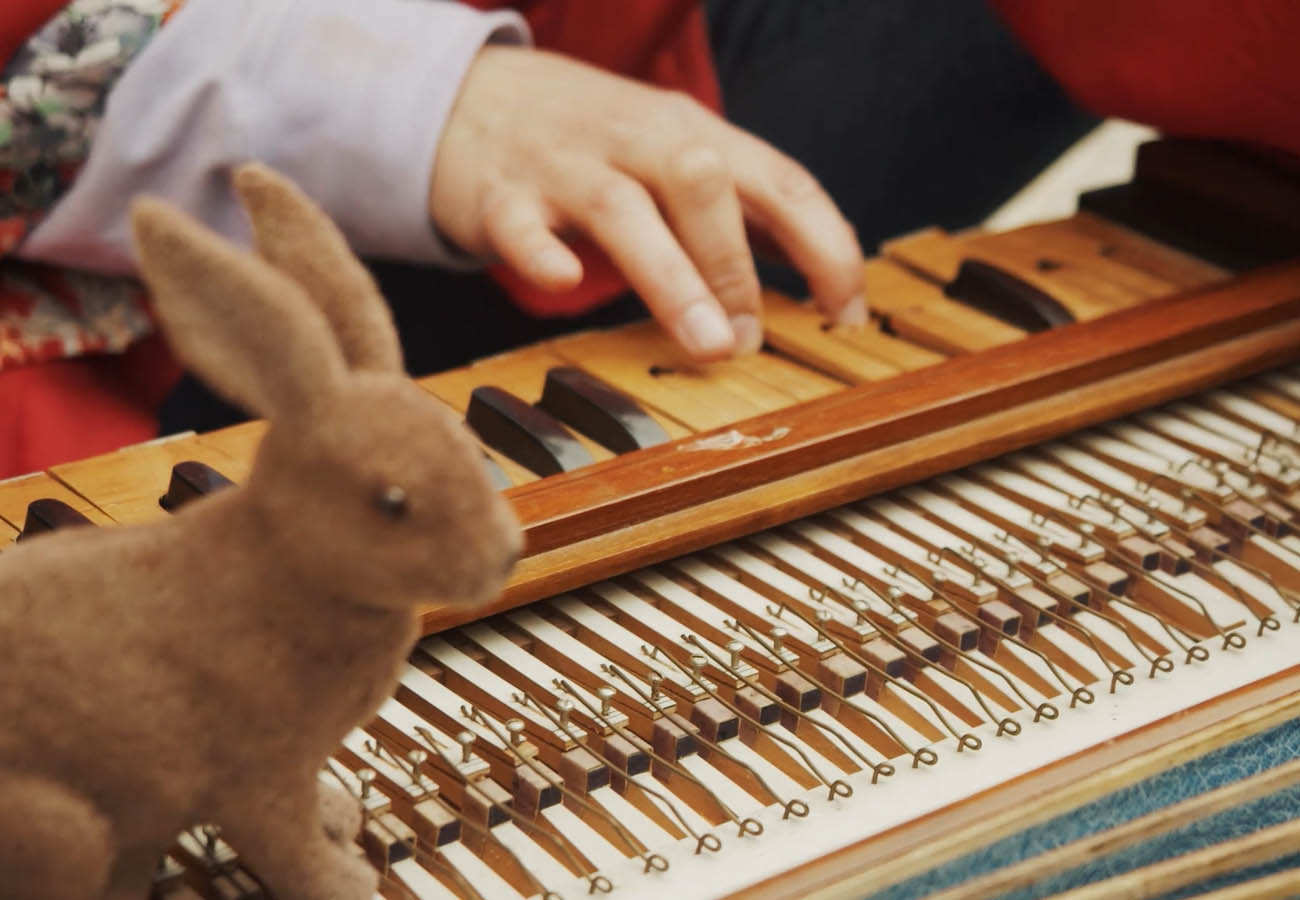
1, 0, 71, 65
992, 1, 1300, 156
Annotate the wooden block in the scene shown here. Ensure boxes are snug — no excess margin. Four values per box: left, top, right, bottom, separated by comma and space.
410, 796, 460, 847
977, 600, 1022, 637
511, 762, 561, 819
933, 612, 979, 651
885, 216, 1215, 322
191, 420, 266, 482
759, 291, 902, 382
1158, 538, 1196, 575
689, 697, 740, 743
421, 347, 615, 466
816, 653, 867, 698
361, 811, 415, 867
50, 434, 242, 525
1082, 561, 1130, 597
548, 321, 842, 431
774, 670, 821, 713
733, 686, 779, 726
863, 256, 1025, 354
860, 637, 907, 679
0, 519, 17, 549
0, 472, 114, 531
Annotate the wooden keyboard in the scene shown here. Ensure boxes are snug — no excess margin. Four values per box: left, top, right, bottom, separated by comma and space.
3, 139, 1300, 898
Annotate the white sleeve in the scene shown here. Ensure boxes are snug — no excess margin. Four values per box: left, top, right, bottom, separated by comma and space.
18, 0, 529, 275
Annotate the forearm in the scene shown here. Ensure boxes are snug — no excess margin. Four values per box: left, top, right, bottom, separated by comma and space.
17, 0, 529, 273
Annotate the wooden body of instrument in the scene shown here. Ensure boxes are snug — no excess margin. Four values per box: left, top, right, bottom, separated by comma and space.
3, 140, 1300, 899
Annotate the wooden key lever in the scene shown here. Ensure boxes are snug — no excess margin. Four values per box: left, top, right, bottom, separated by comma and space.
537, 366, 670, 454
18, 499, 95, 541
159, 461, 236, 513
944, 259, 1075, 332
467, 386, 594, 477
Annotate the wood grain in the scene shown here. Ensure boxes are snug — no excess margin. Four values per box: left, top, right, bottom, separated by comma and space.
422, 293, 1300, 631
499, 263, 1300, 563
0, 471, 115, 531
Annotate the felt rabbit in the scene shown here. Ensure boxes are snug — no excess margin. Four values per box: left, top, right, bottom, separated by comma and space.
0, 165, 523, 900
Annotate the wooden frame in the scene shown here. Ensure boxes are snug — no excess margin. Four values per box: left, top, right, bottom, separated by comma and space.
424, 261, 1300, 632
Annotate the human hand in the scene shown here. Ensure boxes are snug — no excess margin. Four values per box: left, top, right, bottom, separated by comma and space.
430, 46, 866, 361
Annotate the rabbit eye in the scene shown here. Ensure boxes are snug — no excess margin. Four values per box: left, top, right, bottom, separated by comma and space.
374, 485, 409, 520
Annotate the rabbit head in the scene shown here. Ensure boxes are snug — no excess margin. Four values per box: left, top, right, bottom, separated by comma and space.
130, 165, 523, 610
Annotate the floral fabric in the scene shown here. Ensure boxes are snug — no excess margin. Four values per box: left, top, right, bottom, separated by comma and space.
0, 0, 182, 371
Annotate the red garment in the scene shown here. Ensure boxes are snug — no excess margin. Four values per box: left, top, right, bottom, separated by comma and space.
0, 0, 65, 71
993, 1, 1300, 157
461, 0, 722, 316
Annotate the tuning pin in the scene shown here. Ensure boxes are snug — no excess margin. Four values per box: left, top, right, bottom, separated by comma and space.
815, 608, 832, 627
726, 640, 744, 670
597, 685, 616, 716
407, 749, 429, 785
689, 654, 706, 679
852, 599, 870, 625
555, 698, 574, 730
202, 825, 221, 856
932, 570, 949, 586
357, 767, 377, 800
506, 718, 527, 747
887, 585, 905, 601
457, 731, 475, 764
647, 671, 663, 701
770, 627, 787, 655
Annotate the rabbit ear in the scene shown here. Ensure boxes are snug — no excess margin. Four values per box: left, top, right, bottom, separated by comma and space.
233, 164, 404, 374
131, 196, 349, 420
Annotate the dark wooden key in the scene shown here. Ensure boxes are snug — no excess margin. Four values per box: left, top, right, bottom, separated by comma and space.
19, 498, 94, 541
536, 366, 671, 454
159, 461, 235, 513
944, 259, 1075, 332
466, 386, 594, 477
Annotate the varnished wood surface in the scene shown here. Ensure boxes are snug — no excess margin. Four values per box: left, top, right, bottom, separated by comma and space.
426, 303, 1300, 631
498, 262, 1300, 562
0, 471, 114, 532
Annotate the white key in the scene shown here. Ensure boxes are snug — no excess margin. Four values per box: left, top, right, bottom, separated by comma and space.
1004, 451, 1168, 539
1150, 570, 1249, 629
588, 582, 761, 682
591, 784, 686, 851
397, 664, 510, 754
419, 638, 583, 745
438, 841, 528, 900
1038, 442, 1207, 528
1211, 559, 1290, 618
937, 474, 1105, 561
463, 623, 630, 732
505, 608, 674, 718
371, 697, 491, 780
542, 802, 633, 871
712, 542, 871, 637
1258, 372, 1300, 406
667, 557, 829, 651
631, 570, 800, 669
1204, 389, 1300, 444
786, 520, 933, 608
547, 594, 706, 699
491, 821, 585, 893
387, 858, 465, 900
826, 507, 996, 599
1076, 430, 1231, 497
969, 463, 1136, 540
866, 495, 1028, 584
900, 486, 1061, 576
1116, 419, 1264, 497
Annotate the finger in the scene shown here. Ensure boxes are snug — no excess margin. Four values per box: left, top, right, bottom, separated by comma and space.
557, 169, 736, 360
481, 185, 583, 292
629, 144, 763, 353
719, 126, 866, 325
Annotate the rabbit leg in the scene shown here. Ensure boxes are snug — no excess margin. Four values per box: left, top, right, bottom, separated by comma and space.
0, 771, 113, 900
221, 782, 378, 900
318, 779, 363, 844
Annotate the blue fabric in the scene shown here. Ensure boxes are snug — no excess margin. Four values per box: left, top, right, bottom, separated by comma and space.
864, 717, 1300, 900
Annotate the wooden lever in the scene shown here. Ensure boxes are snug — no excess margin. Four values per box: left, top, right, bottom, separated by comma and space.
159, 461, 236, 512
19, 498, 95, 540
466, 386, 594, 477
944, 259, 1075, 332
537, 366, 670, 454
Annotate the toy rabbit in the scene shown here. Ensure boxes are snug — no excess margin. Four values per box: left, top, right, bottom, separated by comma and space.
0, 165, 523, 900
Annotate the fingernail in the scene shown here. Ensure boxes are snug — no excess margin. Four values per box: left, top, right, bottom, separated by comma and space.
729, 313, 763, 355
679, 302, 734, 358
836, 294, 868, 327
